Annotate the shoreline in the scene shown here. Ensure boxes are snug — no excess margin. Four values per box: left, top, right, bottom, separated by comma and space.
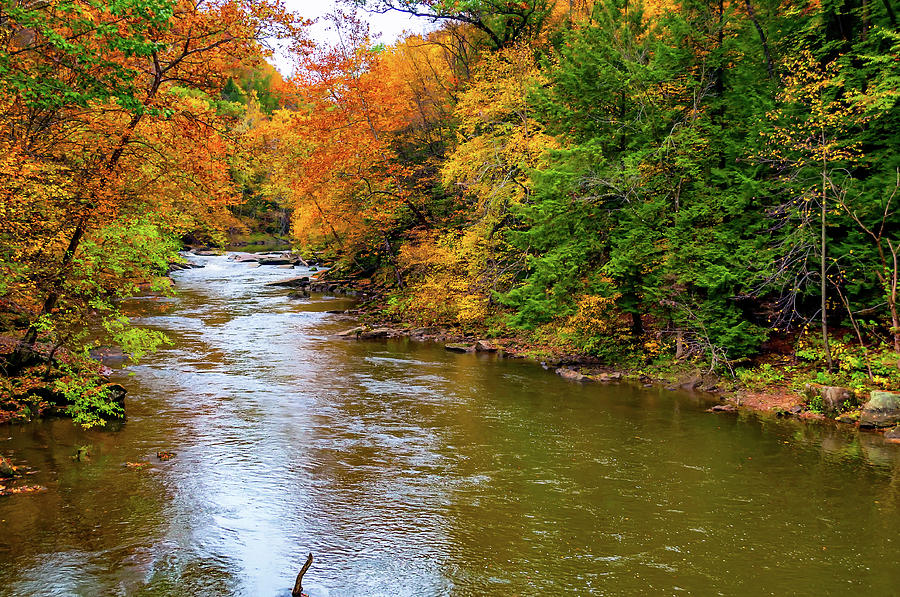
305, 280, 900, 442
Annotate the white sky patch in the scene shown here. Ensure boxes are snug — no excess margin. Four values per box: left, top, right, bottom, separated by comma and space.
268, 0, 436, 76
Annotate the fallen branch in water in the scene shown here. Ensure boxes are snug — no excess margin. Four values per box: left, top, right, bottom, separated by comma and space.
291, 553, 313, 597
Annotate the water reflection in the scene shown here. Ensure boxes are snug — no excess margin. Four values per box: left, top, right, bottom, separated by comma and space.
1, 256, 899, 596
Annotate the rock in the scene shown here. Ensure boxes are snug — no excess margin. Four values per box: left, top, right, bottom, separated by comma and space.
337, 326, 365, 337
885, 426, 900, 442
192, 250, 219, 256
103, 383, 127, 406
288, 290, 310, 299
445, 343, 476, 353
267, 276, 310, 288
475, 340, 497, 352
557, 368, 588, 381
360, 328, 396, 340
246, 262, 260, 268
596, 372, 623, 382
233, 254, 260, 263
0, 456, 16, 478
836, 412, 859, 424
411, 327, 441, 336
277, 264, 295, 269
258, 257, 293, 266
804, 384, 856, 414
789, 405, 803, 415
859, 391, 900, 428
90, 347, 128, 364
707, 404, 737, 413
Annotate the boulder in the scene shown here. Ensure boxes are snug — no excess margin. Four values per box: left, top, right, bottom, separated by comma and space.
277, 264, 295, 269
597, 372, 623, 382
884, 426, 900, 442
90, 346, 128, 364
475, 340, 497, 352
445, 343, 476, 353
804, 384, 856, 414
258, 257, 293, 266
267, 276, 310, 288
557, 368, 588, 382
835, 411, 860, 425
360, 328, 396, 340
337, 326, 365, 338
859, 391, 900, 428
104, 383, 127, 406
233, 254, 260, 263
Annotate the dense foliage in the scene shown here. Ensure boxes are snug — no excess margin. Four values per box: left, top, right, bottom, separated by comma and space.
2, 0, 899, 425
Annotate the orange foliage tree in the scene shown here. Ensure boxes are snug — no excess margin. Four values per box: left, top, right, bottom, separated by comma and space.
1, 0, 308, 361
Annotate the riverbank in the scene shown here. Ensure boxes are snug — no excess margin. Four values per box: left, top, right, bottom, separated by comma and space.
296, 269, 900, 439
0, 336, 125, 427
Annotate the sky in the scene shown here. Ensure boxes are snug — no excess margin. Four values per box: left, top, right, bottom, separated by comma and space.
269, 0, 435, 75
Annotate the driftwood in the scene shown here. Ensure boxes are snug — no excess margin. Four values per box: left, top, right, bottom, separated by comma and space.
291, 553, 314, 597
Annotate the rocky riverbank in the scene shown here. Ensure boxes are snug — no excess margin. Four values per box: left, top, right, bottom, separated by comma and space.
324, 318, 900, 442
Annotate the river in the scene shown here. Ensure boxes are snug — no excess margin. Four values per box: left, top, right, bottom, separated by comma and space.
1, 256, 898, 596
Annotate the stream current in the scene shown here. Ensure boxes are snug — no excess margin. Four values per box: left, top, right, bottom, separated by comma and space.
1, 255, 898, 596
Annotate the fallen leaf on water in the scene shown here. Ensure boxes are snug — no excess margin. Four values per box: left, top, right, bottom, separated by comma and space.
0, 485, 47, 497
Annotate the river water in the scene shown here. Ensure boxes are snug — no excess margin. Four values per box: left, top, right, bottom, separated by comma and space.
1, 256, 899, 596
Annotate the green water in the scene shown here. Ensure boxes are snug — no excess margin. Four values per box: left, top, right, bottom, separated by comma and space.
1, 256, 898, 596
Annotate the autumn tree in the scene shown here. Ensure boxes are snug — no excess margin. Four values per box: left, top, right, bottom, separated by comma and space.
1, 0, 307, 372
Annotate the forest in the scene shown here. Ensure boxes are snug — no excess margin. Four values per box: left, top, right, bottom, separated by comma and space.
1, 0, 899, 425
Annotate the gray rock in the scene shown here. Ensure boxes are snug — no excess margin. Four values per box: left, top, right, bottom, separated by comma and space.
360, 328, 396, 340
885, 426, 900, 441
445, 343, 476, 353
557, 368, 588, 381
277, 264, 295, 269
597, 372, 623, 382
860, 391, 900, 428
267, 276, 311, 288
337, 326, 365, 337
475, 340, 497, 352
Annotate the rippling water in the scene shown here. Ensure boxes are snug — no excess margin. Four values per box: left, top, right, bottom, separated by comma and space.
1, 256, 899, 596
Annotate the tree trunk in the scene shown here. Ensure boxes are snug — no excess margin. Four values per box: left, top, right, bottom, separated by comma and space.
743, 0, 775, 79
821, 166, 833, 371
